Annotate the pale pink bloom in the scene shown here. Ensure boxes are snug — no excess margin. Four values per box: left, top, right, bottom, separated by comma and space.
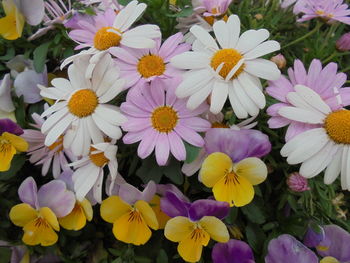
287, 172, 310, 192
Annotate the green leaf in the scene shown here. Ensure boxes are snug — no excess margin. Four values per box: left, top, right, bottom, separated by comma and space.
163, 160, 183, 185
118, 0, 132, 5
33, 42, 50, 73
0, 47, 15, 61
166, 6, 193, 17
156, 249, 168, 263
184, 142, 201, 164
245, 223, 266, 253
0, 154, 26, 180
241, 199, 267, 224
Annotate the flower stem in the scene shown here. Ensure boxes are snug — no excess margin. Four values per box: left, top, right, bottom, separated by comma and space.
282, 22, 322, 49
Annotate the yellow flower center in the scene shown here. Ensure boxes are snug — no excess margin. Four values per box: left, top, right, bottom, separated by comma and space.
94, 26, 122, 50
324, 110, 350, 144
48, 135, 64, 152
316, 10, 325, 15
89, 147, 109, 167
189, 227, 207, 242
211, 122, 229, 128
210, 49, 245, 80
33, 217, 50, 228
68, 89, 98, 118
151, 106, 178, 133
137, 55, 166, 78
127, 209, 143, 223
224, 171, 240, 185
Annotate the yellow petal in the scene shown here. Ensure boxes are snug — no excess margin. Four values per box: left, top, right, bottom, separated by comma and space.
135, 200, 159, 230
39, 207, 59, 231
164, 216, 196, 242
20, 250, 30, 263
22, 218, 58, 246
199, 152, 232, 187
3, 132, 28, 152
234, 157, 267, 185
112, 210, 152, 245
177, 228, 210, 263
9, 203, 37, 227
320, 257, 339, 263
0, 142, 16, 171
80, 198, 93, 221
0, 15, 19, 40
14, 6, 24, 37
100, 196, 131, 223
149, 195, 170, 229
199, 216, 229, 243
58, 203, 87, 231
213, 172, 254, 207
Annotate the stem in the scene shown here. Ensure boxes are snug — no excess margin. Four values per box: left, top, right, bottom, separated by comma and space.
323, 51, 350, 64
282, 22, 322, 49
321, 23, 338, 51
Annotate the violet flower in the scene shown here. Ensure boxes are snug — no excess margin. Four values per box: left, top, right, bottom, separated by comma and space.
212, 239, 255, 263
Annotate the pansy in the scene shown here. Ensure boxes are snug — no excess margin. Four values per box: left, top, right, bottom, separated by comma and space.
162, 191, 230, 263
0, 118, 28, 172
64, 1, 161, 66
182, 122, 271, 176
57, 170, 93, 231
9, 177, 75, 246
111, 32, 190, 89
0, 0, 25, 40
0, 73, 14, 113
100, 181, 159, 245
212, 239, 255, 263
40, 53, 126, 156
297, 0, 350, 25
267, 59, 350, 141
278, 85, 350, 190
71, 141, 118, 203
121, 80, 211, 166
171, 15, 281, 115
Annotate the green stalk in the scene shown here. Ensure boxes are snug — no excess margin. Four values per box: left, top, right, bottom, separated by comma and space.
282, 22, 322, 49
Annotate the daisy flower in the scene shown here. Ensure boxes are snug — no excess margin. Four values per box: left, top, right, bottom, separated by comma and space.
64, 1, 161, 66
71, 141, 118, 203
21, 113, 74, 178
171, 15, 281, 116
281, 0, 307, 14
298, 0, 350, 25
266, 59, 350, 141
110, 32, 190, 89
121, 80, 211, 166
39, 53, 126, 156
278, 84, 350, 190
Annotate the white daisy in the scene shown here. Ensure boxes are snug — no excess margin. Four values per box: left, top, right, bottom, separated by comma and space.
40, 53, 127, 156
71, 141, 118, 203
171, 15, 281, 117
279, 84, 350, 190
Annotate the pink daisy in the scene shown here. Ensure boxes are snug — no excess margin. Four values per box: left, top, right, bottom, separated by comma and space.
266, 59, 350, 141
65, 1, 160, 63
110, 32, 190, 89
298, 0, 350, 25
21, 113, 74, 178
121, 80, 211, 166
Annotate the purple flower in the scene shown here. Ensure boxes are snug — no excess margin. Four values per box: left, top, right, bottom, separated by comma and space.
212, 239, 255, 263
265, 234, 319, 263
303, 223, 325, 247
336, 33, 350, 51
0, 119, 23, 136
317, 225, 350, 262
287, 172, 310, 192
205, 128, 271, 163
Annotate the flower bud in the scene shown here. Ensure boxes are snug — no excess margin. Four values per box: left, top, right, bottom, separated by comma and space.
270, 54, 286, 69
287, 172, 310, 192
336, 32, 350, 51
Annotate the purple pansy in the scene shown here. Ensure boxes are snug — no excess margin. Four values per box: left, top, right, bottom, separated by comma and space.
0, 119, 23, 136
212, 239, 255, 263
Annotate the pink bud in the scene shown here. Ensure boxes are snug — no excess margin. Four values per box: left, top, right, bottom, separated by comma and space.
287, 172, 310, 192
336, 33, 350, 51
270, 54, 287, 69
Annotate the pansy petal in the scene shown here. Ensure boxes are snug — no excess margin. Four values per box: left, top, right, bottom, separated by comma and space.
234, 157, 268, 185
100, 196, 131, 223
135, 200, 159, 230
39, 207, 59, 231
9, 203, 37, 227
189, 199, 230, 221
164, 216, 196, 242
18, 177, 39, 209
199, 216, 229, 243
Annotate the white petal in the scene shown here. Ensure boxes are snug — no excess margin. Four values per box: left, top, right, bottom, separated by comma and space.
244, 59, 281, 80
236, 29, 269, 54
233, 79, 259, 117
226, 15, 240, 47
176, 69, 213, 98
190, 25, 219, 50
210, 81, 228, 114
244, 41, 280, 60
340, 146, 350, 190
73, 164, 100, 201
113, 1, 146, 31
92, 114, 123, 139
324, 147, 342, 185
41, 101, 67, 118
228, 83, 248, 119
278, 107, 325, 124
94, 105, 127, 125
98, 79, 125, 103
170, 52, 210, 70
44, 114, 75, 146
237, 73, 266, 109
41, 108, 69, 134
186, 82, 213, 110
120, 36, 156, 49
213, 20, 229, 49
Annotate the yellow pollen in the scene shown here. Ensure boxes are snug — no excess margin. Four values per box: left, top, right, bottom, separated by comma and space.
203, 13, 228, 26
211, 122, 229, 128
68, 89, 98, 118
211, 48, 245, 80
316, 10, 325, 15
94, 26, 122, 50
137, 55, 166, 78
48, 135, 64, 152
89, 147, 109, 167
151, 106, 178, 133
324, 110, 350, 144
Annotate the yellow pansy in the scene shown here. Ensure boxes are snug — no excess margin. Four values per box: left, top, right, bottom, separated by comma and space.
149, 195, 171, 229
320, 257, 340, 263
199, 152, 267, 207
0, 132, 28, 172
9, 204, 60, 246
58, 199, 93, 231
164, 216, 229, 263
0, 0, 25, 40
100, 196, 159, 245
